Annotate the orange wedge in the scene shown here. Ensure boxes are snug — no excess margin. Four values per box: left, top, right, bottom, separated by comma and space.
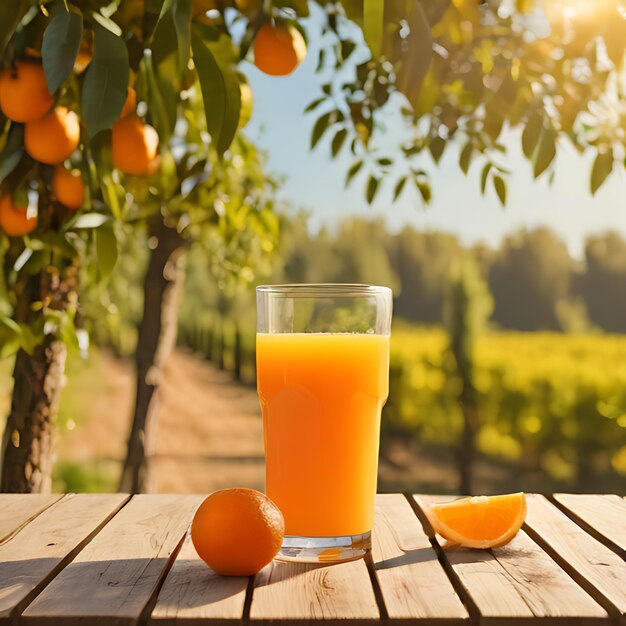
423, 493, 527, 549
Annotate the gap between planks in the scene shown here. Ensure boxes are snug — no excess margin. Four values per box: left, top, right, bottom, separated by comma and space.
412, 494, 610, 626
1, 493, 131, 625
21, 494, 203, 626
523, 495, 626, 625
549, 494, 626, 561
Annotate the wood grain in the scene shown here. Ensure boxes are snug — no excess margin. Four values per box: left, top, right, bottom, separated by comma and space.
150, 531, 248, 625
414, 495, 608, 625
0, 493, 128, 624
524, 495, 626, 621
0, 494, 62, 543
250, 558, 379, 624
553, 494, 626, 558
21, 494, 203, 626
372, 494, 468, 623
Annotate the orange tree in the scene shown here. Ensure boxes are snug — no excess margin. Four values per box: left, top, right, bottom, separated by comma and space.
308, 0, 625, 204
1, 0, 624, 493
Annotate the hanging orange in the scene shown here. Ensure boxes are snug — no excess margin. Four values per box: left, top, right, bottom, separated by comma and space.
253, 23, 306, 76
24, 107, 80, 165
111, 114, 159, 176
52, 166, 84, 211
0, 59, 54, 123
0, 196, 37, 237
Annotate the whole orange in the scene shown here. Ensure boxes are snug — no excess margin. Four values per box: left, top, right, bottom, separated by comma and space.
253, 23, 307, 76
112, 114, 159, 176
0, 59, 54, 123
52, 166, 84, 211
191, 488, 284, 576
0, 196, 37, 237
24, 107, 80, 165
120, 87, 137, 119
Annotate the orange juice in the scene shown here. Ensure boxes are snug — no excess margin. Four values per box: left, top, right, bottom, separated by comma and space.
256, 332, 390, 537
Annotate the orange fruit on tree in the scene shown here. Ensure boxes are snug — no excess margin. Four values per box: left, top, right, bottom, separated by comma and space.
423, 493, 527, 549
52, 166, 84, 211
111, 114, 159, 176
191, 488, 284, 576
24, 107, 80, 165
253, 23, 307, 76
0, 195, 37, 237
0, 59, 54, 123
120, 87, 137, 119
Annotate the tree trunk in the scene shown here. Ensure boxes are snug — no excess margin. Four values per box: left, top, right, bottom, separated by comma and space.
458, 401, 479, 495
1, 252, 76, 493
119, 218, 187, 493
233, 324, 242, 381
1, 339, 67, 493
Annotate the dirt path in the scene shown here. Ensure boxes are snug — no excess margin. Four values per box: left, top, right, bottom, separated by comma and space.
58, 349, 265, 493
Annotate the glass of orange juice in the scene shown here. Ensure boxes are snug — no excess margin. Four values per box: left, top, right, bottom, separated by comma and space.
256, 284, 392, 563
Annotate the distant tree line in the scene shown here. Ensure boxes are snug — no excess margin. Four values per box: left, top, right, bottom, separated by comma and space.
270, 215, 626, 334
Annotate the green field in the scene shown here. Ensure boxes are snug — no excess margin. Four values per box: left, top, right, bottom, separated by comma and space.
386, 326, 626, 489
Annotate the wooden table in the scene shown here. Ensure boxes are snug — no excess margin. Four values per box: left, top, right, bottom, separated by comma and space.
0, 493, 625, 625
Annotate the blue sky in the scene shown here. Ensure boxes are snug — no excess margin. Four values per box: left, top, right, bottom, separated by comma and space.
241, 14, 625, 260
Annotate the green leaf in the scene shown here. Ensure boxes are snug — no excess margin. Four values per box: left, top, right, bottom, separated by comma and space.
522, 112, 542, 160
493, 174, 506, 206
95, 224, 118, 277
377, 157, 393, 167
331, 128, 348, 157
151, 3, 178, 66
415, 178, 432, 204
161, 0, 191, 74
310, 112, 332, 150
480, 162, 491, 195
82, 24, 130, 138
42, 6, 83, 93
590, 148, 614, 195
191, 31, 241, 157
304, 97, 326, 114
459, 141, 473, 175
366, 175, 380, 204
363, 0, 384, 59
345, 160, 363, 187
172, 0, 192, 72
429, 135, 445, 164
0, 0, 33, 58
393, 176, 407, 201
71, 213, 110, 229
0, 125, 25, 184
395, 0, 433, 107
533, 127, 556, 178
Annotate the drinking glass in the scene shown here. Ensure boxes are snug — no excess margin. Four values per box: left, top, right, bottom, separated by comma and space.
256, 284, 392, 563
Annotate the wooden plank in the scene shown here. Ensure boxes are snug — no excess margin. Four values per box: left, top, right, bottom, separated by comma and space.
414, 495, 608, 625
553, 494, 626, 558
249, 558, 379, 624
0, 493, 128, 624
0, 494, 62, 543
21, 494, 203, 626
524, 495, 626, 622
150, 531, 248, 625
372, 494, 468, 623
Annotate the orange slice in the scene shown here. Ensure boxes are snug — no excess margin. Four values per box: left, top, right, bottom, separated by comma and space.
423, 492, 527, 548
